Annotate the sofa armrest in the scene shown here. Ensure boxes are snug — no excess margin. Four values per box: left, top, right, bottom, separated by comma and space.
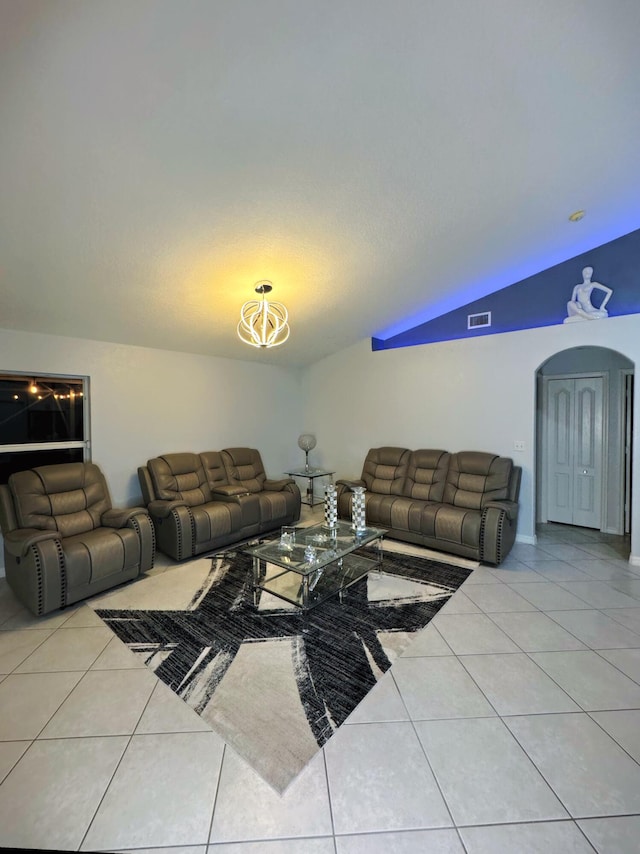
336, 479, 366, 490
0, 484, 18, 535
264, 478, 296, 491
3, 528, 61, 559
211, 486, 253, 505
212, 485, 251, 498
125, 512, 155, 572
137, 466, 156, 505
101, 507, 148, 528
483, 500, 518, 522
480, 500, 520, 565
147, 499, 189, 518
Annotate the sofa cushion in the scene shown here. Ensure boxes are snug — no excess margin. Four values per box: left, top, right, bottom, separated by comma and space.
443, 452, 512, 510
191, 501, 244, 545
361, 447, 411, 495
425, 504, 483, 550
64, 527, 142, 587
148, 453, 212, 506
359, 492, 482, 553
256, 491, 299, 527
361, 494, 426, 532
221, 448, 267, 493
404, 450, 450, 502
9, 463, 111, 536
199, 451, 230, 490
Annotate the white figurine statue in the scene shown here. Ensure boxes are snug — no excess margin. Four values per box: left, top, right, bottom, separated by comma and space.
564, 266, 613, 323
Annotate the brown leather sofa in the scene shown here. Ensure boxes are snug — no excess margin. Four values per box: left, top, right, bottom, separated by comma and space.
0, 462, 155, 616
138, 447, 301, 560
336, 448, 521, 565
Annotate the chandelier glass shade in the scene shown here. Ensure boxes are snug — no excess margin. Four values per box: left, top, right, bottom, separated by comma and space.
237, 281, 290, 349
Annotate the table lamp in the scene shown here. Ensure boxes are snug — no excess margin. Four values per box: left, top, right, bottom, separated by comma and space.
297, 434, 317, 472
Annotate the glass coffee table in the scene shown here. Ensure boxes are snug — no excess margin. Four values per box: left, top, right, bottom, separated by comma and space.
243, 520, 386, 611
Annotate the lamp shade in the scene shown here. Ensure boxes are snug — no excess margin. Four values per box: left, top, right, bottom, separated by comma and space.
297, 434, 317, 452
298, 433, 317, 472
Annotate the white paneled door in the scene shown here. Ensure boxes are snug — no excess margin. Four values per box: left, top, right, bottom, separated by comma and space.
545, 375, 605, 529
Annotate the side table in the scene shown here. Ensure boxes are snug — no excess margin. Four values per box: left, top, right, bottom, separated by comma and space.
286, 468, 335, 506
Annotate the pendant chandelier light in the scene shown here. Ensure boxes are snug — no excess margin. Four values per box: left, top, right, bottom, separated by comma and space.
237, 281, 290, 349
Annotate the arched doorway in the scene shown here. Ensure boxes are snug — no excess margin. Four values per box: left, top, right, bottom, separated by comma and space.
535, 346, 634, 543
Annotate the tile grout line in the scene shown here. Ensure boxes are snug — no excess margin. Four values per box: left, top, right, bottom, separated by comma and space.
75, 651, 162, 851
319, 748, 339, 854
0, 527, 636, 849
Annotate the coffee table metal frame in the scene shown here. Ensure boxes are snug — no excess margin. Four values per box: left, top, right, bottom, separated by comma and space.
243, 520, 386, 611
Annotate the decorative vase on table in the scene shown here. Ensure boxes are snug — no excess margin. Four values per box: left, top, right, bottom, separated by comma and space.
324, 483, 338, 531
351, 486, 367, 533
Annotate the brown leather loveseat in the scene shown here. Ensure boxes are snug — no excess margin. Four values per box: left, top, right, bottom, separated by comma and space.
336, 448, 521, 565
0, 462, 155, 616
138, 447, 301, 560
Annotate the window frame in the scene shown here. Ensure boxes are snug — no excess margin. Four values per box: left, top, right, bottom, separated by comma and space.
0, 371, 91, 471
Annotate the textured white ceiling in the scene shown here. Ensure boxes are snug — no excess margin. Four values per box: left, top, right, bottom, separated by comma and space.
2, 0, 640, 367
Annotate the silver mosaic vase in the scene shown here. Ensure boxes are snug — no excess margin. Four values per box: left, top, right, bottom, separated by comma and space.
324, 483, 338, 530
351, 486, 367, 533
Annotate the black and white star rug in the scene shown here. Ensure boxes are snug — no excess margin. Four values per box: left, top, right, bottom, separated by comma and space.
89, 540, 473, 793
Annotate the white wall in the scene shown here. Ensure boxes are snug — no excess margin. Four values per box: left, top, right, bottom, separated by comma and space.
302, 315, 640, 564
3, 316, 640, 577
0, 328, 304, 573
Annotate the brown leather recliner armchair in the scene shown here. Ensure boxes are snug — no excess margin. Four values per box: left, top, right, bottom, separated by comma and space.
0, 462, 155, 616
138, 448, 301, 561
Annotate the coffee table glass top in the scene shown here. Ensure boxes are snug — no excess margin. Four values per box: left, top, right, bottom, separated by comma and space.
244, 520, 385, 575
285, 467, 335, 478
243, 520, 386, 610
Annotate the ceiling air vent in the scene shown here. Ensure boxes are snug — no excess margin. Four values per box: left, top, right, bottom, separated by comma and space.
467, 311, 491, 330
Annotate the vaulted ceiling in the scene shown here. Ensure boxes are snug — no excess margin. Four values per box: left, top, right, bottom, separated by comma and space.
2, 0, 640, 368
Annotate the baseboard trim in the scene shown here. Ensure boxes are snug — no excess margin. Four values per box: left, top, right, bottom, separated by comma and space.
516, 534, 537, 546
629, 554, 640, 567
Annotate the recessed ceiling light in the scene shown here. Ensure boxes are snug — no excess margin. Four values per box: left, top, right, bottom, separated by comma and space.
568, 210, 586, 222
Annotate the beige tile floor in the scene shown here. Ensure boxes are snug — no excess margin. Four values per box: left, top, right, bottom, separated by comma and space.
0, 510, 638, 853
